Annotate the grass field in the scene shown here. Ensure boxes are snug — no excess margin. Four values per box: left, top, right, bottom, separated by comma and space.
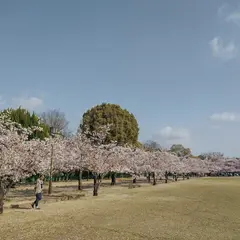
1, 178, 240, 240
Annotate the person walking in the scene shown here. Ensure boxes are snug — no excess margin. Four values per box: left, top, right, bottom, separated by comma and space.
32, 175, 44, 209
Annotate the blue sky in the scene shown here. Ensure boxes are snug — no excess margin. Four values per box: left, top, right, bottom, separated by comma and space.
1, 0, 240, 156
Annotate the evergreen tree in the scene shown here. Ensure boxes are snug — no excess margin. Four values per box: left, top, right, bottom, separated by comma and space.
80, 103, 139, 146
0, 107, 49, 139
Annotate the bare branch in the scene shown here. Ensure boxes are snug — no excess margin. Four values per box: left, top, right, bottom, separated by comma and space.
40, 109, 69, 135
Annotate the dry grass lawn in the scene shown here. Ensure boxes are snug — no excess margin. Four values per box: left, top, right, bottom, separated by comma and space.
1, 178, 240, 240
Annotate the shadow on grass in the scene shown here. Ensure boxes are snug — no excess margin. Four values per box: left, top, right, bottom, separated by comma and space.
7, 178, 178, 200
11, 204, 32, 210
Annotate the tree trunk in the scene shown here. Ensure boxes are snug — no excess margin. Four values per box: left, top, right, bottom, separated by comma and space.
93, 175, 102, 196
175, 174, 178, 181
93, 176, 98, 196
152, 172, 157, 186
147, 173, 151, 183
165, 172, 168, 183
78, 169, 83, 190
111, 173, 116, 185
66, 173, 69, 182
87, 171, 89, 181
133, 178, 136, 184
0, 185, 4, 214
48, 144, 54, 195
183, 174, 185, 180
48, 179, 52, 194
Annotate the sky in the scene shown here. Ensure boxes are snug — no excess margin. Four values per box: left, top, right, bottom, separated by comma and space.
1, 0, 240, 156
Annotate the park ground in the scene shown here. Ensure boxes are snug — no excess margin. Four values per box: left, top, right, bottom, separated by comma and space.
0, 178, 240, 240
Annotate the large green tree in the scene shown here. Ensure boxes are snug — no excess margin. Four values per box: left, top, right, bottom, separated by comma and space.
0, 107, 49, 139
80, 103, 139, 146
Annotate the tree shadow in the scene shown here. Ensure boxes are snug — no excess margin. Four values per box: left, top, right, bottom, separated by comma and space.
11, 204, 32, 210
7, 189, 34, 199
6, 178, 179, 202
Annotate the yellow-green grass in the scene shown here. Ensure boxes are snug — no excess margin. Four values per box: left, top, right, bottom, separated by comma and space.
1, 177, 240, 240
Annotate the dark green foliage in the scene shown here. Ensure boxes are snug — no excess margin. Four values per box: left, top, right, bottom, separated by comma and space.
1, 107, 49, 139
80, 103, 139, 146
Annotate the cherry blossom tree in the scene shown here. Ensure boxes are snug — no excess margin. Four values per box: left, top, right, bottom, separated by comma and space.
64, 132, 92, 190
39, 137, 67, 194
3, 107, 240, 213
88, 143, 121, 196
0, 111, 47, 213
147, 151, 165, 185
83, 124, 128, 195
122, 148, 143, 183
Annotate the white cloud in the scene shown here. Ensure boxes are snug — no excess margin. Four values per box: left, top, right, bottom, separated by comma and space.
153, 126, 190, 147
209, 37, 238, 60
210, 112, 240, 122
217, 4, 240, 26
12, 97, 43, 110
160, 126, 190, 140
225, 11, 240, 26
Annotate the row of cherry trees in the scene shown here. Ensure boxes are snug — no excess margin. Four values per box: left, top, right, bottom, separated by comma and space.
1, 111, 240, 213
